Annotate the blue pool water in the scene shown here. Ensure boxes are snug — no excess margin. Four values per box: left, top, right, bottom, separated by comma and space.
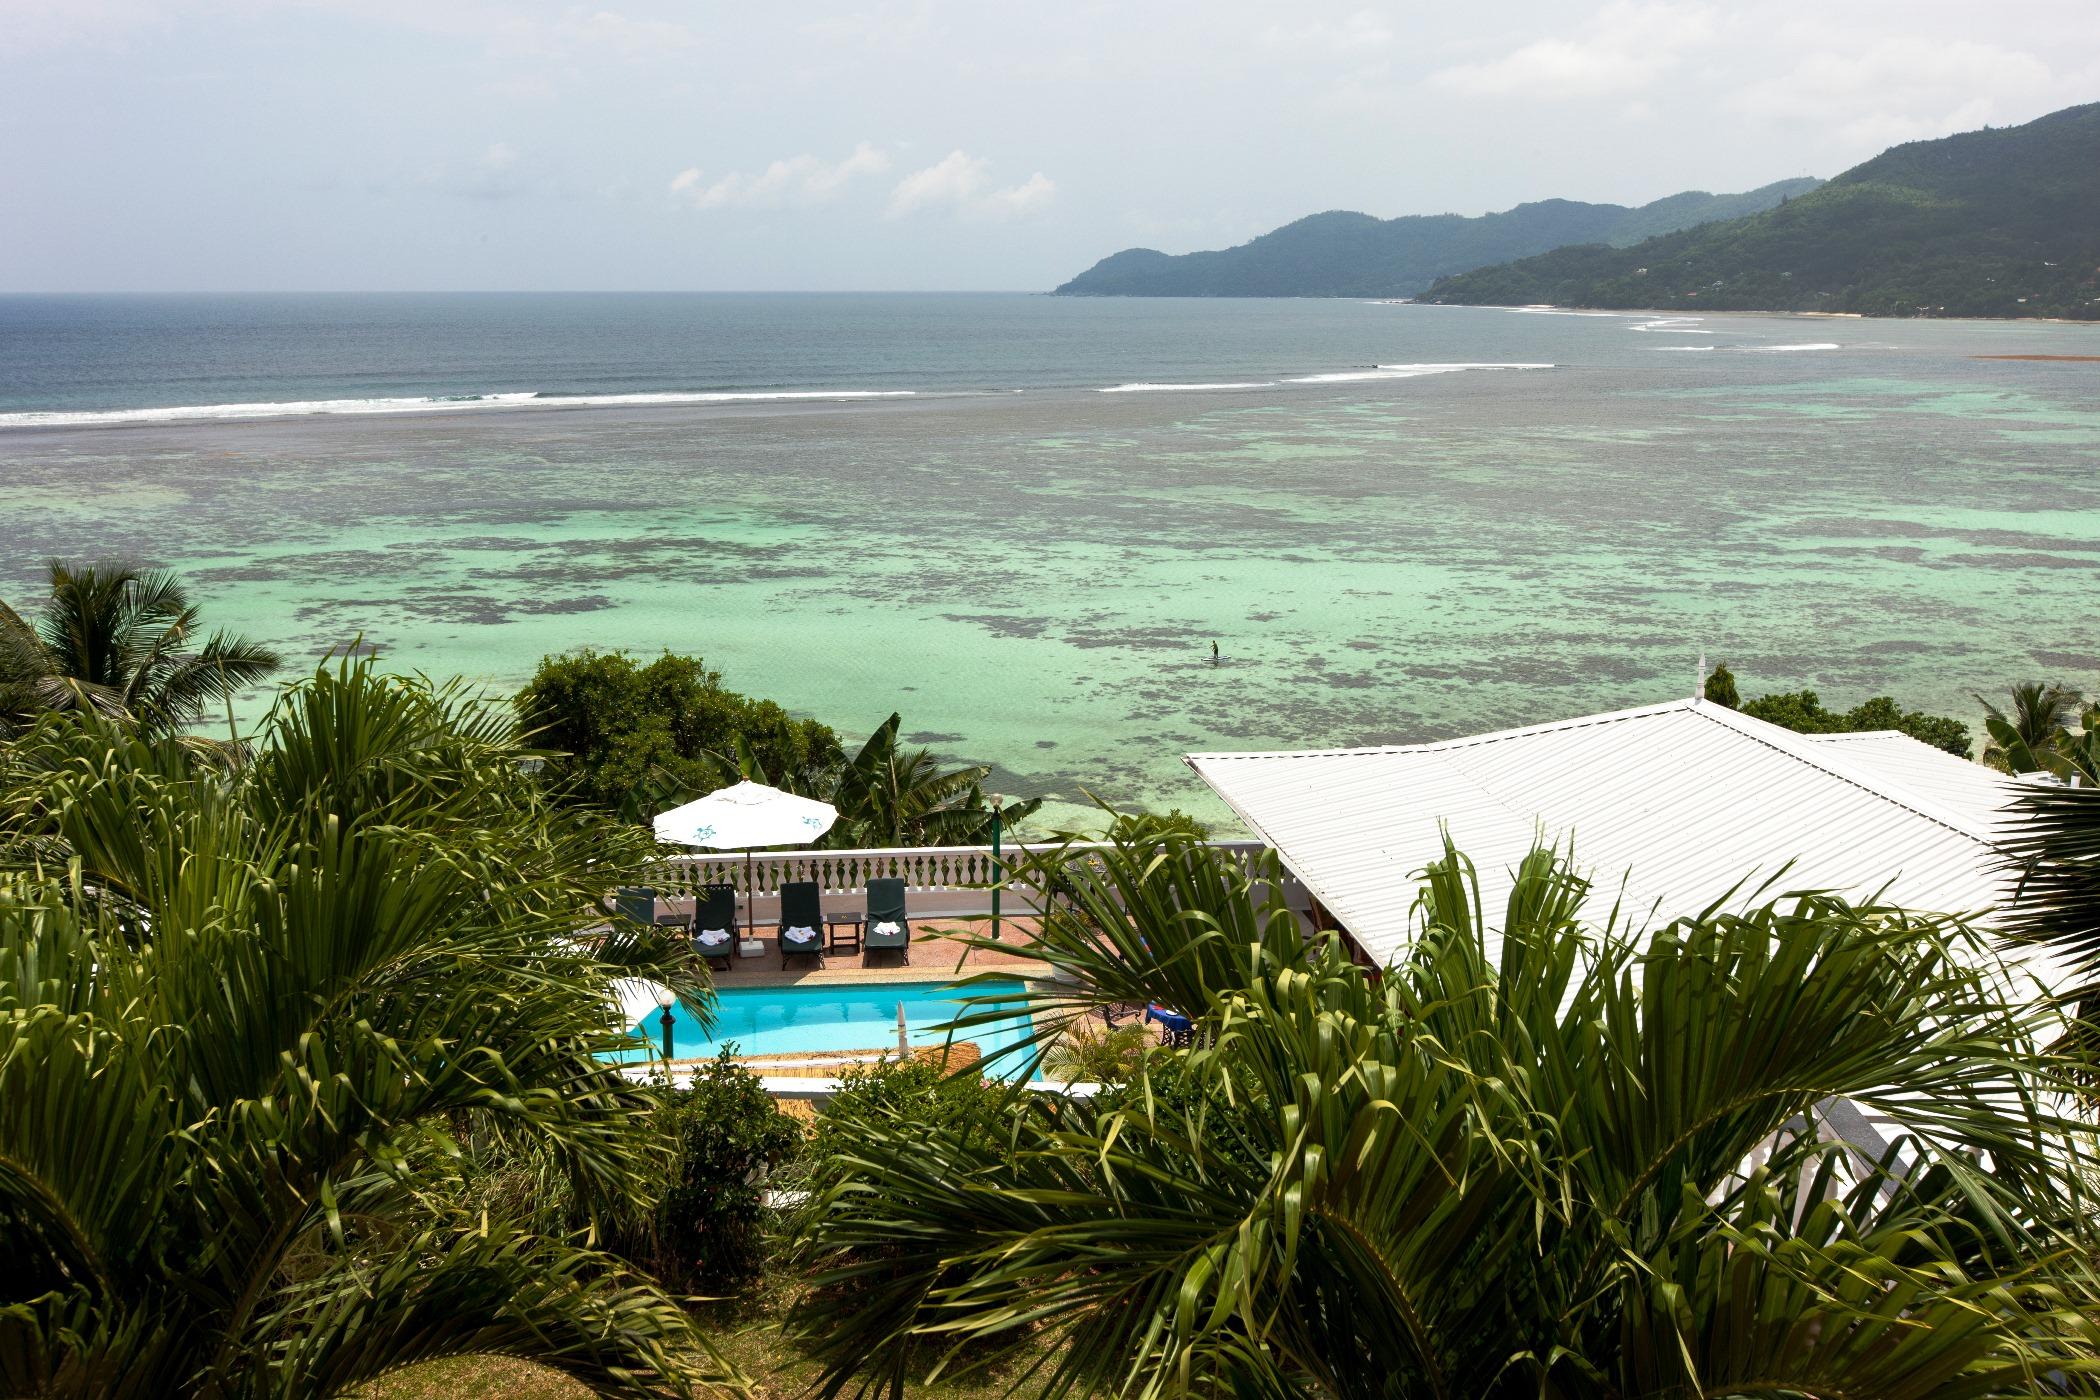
621, 977, 1036, 1066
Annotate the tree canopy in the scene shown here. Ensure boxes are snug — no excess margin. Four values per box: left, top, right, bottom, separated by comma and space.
517, 649, 1038, 845
1704, 666, 1971, 756
518, 648, 844, 819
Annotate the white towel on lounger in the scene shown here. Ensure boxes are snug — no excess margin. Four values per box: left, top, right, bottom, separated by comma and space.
784, 925, 820, 943
696, 928, 731, 946
871, 920, 903, 936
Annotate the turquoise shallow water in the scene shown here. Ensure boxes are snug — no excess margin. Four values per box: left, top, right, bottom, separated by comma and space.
618, 977, 1034, 1065
3, 295, 2097, 828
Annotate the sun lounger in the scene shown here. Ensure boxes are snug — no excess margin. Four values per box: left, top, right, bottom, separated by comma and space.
614, 886, 657, 929
777, 881, 826, 965
863, 877, 911, 961
691, 883, 738, 970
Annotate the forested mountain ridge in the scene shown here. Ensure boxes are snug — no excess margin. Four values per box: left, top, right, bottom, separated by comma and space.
1051, 180, 1820, 298
1421, 102, 2100, 319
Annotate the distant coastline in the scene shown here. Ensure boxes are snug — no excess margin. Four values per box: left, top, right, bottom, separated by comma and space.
1423, 301, 2100, 329
1052, 181, 1818, 300
1423, 102, 2100, 321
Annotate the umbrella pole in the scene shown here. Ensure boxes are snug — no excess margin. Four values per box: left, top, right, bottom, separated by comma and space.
744, 849, 756, 948
990, 797, 1003, 943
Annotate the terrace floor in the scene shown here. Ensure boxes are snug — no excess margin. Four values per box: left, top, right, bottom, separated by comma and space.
686, 916, 1051, 987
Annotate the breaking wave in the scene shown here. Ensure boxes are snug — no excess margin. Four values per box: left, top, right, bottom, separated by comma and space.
0, 388, 919, 428
1283, 362, 1554, 384
1098, 381, 1277, 393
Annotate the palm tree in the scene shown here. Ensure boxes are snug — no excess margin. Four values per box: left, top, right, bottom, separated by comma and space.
1975, 679, 2083, 773
823, 713, 1027, 846
0, 560, 281, 739
0, 657, 730, 1397
2001, 776, 2100, 1058
791, 832, 2100, 1398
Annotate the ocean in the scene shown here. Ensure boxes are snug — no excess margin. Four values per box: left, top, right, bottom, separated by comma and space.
3, 292, 2096, 827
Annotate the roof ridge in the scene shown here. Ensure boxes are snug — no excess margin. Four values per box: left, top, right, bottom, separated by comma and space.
1186, 696, 1701, 763
1688, 705, 2001, 847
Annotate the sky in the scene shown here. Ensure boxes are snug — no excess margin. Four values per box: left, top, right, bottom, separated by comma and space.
4, 0, 2097, 291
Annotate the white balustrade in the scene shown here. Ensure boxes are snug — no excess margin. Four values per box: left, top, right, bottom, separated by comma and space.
646, 839, 1299, 918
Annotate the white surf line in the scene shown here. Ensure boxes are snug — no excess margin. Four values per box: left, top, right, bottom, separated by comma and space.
1284, 362, 1554, 383
1096, 362, 1553, 392
1490, 305, 1629, 318
1097, 381, 1278, 393
0, 387, 920, 428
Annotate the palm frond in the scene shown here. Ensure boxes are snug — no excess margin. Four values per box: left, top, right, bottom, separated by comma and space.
795, 826, 2100, 1399
263, 1222, 731, 1398
8, 562, 280, 739
0, 657, 720, 1393
2000, 778, 2100, 1012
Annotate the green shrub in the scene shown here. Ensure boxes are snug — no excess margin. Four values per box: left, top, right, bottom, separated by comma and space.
1702, 662, 1741, 708
1105, 807, 1214, 842
1842, 695, 1972, 757
644, 1050, 803, 1291
1704, 664, 1972, 757
1039, 1022, 1152, 1083
794, 1058, 1012, 1197
1740, 688, 1971, 757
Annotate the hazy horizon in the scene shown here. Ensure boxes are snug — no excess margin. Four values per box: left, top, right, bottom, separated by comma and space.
6, 0, 2098, 293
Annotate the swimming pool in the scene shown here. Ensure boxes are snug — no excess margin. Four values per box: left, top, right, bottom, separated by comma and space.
619, 977, 1037, 1066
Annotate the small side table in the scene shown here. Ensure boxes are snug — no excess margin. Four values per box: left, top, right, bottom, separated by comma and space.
825, 912, 866, 954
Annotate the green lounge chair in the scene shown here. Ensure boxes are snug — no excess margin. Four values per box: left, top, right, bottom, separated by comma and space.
691, 883, 738, 971
614, 886, 656, 929
778, 881, 826, 965
864, 877, 911, 962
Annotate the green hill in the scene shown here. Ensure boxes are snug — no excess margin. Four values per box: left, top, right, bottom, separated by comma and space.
1051, 181, 1820, 298
1422, 102, 2100, 319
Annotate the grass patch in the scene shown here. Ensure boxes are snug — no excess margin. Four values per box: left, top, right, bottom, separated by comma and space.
363, 1354, 591, 1400
366, 1282, 1059, 1399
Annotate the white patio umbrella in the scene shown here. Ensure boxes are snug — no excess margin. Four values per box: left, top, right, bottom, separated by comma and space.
653, 781, 839, 947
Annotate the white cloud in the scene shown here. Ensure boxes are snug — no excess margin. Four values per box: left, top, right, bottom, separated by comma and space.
1429, 1, 1718, 99
979, 171, 1057, 217
1260, 9, 1394, 52
546, 8, 701, 55
1728, 39, 2056, 151
798, 2, 936, 47
413, 140, 531, 201
886, 151, 1056, 219
669, 143, 892, 210
348, 2, 704, 60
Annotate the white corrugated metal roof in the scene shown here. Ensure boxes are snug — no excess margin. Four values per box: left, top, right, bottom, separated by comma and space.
1188, 698, 2060, 991
1797, 730, 2022, 833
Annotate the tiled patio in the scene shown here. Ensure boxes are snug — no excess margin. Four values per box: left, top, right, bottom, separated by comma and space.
681, 915, 1054, 987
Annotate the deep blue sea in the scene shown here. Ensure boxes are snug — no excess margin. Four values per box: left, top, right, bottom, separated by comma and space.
1, 291, 1571, 421
3, 293, 2096, 825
